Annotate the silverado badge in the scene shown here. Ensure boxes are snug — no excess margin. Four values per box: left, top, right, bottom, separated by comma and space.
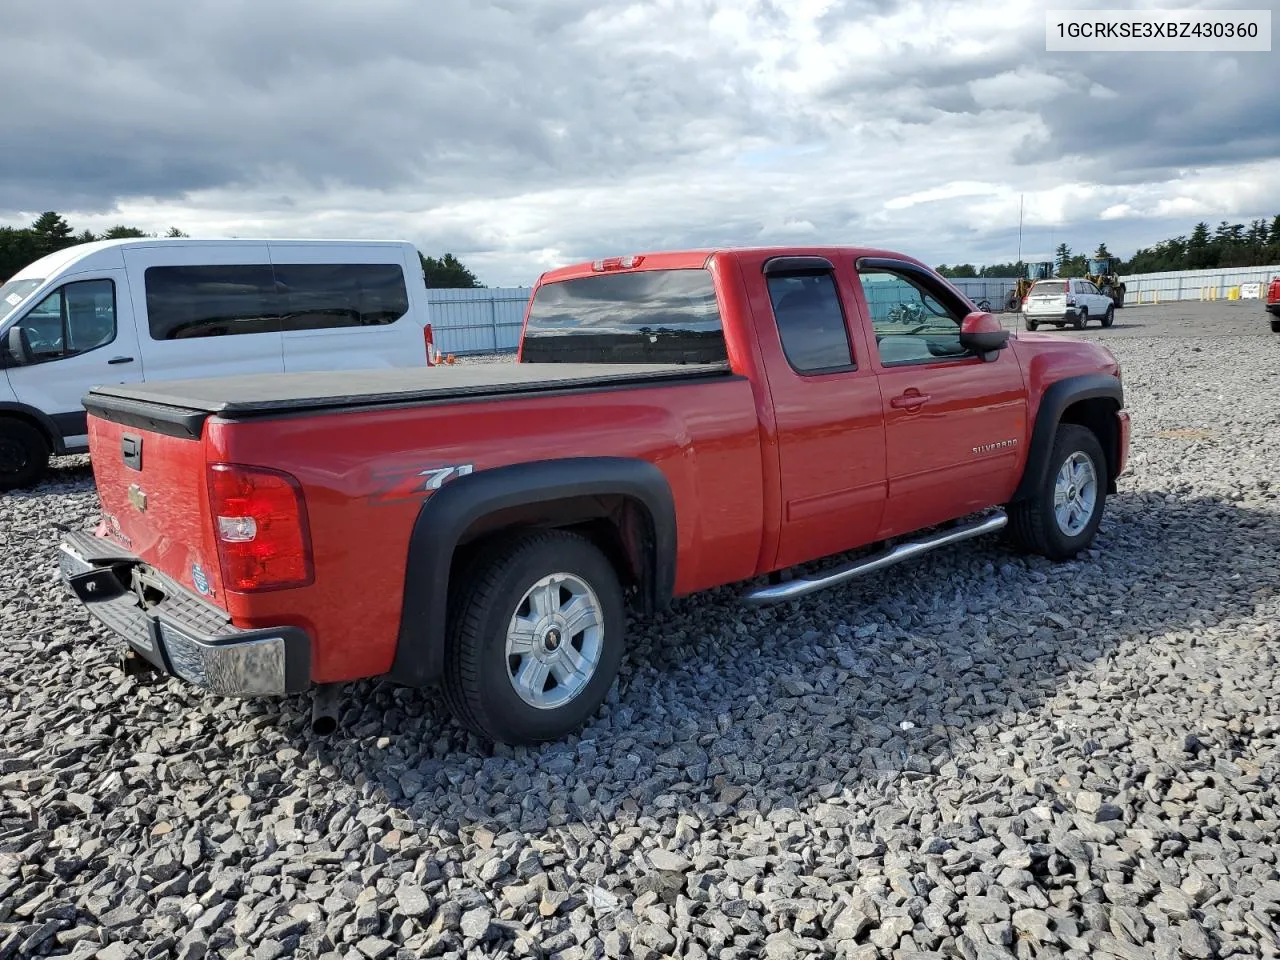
972, 439, 1018, 455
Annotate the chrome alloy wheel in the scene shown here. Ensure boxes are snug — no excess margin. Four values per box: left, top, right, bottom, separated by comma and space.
505, 573, 605, 710
1053, 451, 1098, 537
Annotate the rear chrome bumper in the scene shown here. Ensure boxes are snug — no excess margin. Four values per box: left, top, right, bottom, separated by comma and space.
58, 531, 310, 697
1023, 308, 1080, 321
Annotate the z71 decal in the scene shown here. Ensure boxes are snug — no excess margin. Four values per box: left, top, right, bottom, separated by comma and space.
367, 463, 475, 505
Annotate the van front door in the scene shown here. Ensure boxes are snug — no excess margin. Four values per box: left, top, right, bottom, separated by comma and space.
3, 271, 143, 451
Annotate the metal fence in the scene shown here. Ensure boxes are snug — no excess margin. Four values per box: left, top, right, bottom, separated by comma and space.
425, 287, 530, 355
1118, 264, 1280, 305
426, 264, 1280, 354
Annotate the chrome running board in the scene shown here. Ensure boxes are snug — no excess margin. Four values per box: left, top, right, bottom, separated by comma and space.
742, 510, 1008, 605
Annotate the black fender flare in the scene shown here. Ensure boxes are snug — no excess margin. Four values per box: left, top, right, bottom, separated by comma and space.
1011, 373, 1123, 502
388, 456, 677, 686
0, 402, 67, 455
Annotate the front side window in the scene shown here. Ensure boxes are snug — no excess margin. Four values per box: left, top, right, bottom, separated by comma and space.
765, 271, 854, 374
4, 279, 115, 365
522, 269, 726, 364
859, 266, 966, 366
146, 265, 279, 340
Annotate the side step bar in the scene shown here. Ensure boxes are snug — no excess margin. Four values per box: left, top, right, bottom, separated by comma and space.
742, 510, 1008, 606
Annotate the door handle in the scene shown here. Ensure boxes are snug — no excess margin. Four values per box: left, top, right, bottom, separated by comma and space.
107, 356, 135, 365
890, 392, 931, 409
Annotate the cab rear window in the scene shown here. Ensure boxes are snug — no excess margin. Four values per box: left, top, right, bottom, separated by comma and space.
521, 269, 727, 364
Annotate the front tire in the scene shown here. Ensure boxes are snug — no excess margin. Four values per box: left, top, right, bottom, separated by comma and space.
1007, 424, 1107, 561
443, 530, 625, 745
0, 419, 51, 492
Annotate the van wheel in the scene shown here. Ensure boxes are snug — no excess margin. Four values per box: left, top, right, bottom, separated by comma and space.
443, 530, 625, 745
1006, 424, 1107, 561
0, 419, 50, 491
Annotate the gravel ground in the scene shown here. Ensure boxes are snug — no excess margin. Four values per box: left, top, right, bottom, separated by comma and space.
1, 327, 1278, 960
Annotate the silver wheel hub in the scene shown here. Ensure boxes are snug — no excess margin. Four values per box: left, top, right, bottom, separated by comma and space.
1053, 451, 1098, 537
506, 573, 604, 710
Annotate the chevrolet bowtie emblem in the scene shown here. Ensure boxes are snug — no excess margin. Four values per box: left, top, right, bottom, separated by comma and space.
128, 484, 148, 511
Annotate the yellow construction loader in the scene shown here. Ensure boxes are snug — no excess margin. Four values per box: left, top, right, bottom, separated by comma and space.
1005, 262, 1054, 312
1086, 258, 1127, 309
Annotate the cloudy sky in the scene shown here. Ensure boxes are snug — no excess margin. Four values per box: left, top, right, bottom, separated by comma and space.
2, 0, 1277, 286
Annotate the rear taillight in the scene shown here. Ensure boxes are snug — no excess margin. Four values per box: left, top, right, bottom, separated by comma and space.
424, 323, 438, 366
207, 463, 313, 592
1021, 297, 1029, 308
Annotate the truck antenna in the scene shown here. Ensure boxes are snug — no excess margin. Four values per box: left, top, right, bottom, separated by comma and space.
1016, 193, 1024, 267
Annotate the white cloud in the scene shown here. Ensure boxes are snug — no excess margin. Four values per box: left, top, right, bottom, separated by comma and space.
1, 0, 1277, 285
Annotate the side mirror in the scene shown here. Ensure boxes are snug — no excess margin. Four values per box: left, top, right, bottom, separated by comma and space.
959, 311, 1009, 361
3, 326, 31, 367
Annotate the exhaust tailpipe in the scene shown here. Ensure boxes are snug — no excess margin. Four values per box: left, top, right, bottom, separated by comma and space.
311, 683, 342, 736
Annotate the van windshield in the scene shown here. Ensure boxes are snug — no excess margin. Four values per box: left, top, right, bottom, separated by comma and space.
521, 269, 727, 364
0, 278, 45, 322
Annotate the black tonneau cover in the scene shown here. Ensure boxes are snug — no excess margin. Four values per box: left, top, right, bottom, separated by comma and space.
83, 362, 734, 439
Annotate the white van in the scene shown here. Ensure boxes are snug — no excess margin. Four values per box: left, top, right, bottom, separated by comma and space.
0, 238, 431, 488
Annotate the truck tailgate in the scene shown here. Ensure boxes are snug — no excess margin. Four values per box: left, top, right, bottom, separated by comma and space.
87, 415, 225, 604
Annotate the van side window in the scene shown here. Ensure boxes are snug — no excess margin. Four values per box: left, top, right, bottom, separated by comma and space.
273, 264, 409, 330
6, 280, 115, 365
765, 271, 855, 374
145, 263, 411, 340
146, 266, 279, 340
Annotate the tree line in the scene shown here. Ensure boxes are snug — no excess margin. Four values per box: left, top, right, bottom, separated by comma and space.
937, 214, 1280, 279
0, 212, 483, 288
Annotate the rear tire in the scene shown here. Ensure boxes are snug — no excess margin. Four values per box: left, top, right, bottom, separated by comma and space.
1271, 320, 1280, 333
1007, 424, 1107, 561
1102, 305, 1115, 328
443, 530, 625, 745
1024, 317, 1039, 331
0, 419, 51, 492
1073, 308, 1087, 330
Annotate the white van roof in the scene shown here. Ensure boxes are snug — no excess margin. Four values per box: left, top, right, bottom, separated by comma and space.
9, 237, 419, 282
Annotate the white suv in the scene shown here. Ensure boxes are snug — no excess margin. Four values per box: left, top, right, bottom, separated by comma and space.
1021, 279, 1115, 331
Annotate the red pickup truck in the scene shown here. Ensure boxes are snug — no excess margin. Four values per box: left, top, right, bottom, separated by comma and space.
60, 247, 1130, 744
1266, 275, 1280, 332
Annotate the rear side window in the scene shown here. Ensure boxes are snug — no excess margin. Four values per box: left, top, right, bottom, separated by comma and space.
145, 263, 410, 340
146, 266, 279, 340
521, 269, 726, 364
274, 264, 409, 330
765, 272, 854, 374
